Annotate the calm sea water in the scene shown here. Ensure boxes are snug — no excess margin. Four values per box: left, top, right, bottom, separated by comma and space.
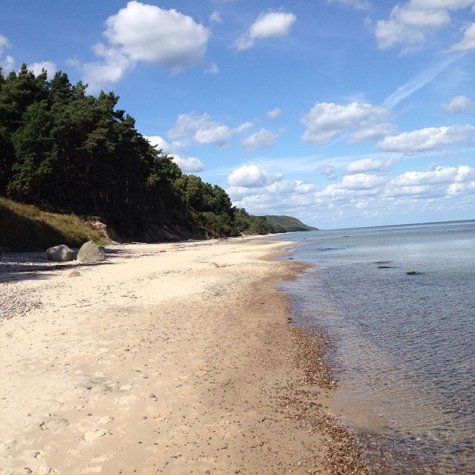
269, 221, 475, 474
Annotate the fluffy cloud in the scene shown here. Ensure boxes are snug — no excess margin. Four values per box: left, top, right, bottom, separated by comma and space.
346, 158, 395, 174
241, 129, 279, 151
104, 1, 209, 71
442, 95, 475, 113
79, 2, 209, 91
374, 0, 475, 52
378, 124, 475, 152
386, 165, 475, 197
227, 162, 475, 227
327, 0, 370, 10
168, 112, 233, 147
145, 134, 205, 173
0, 55, 14, 72
28, 61, 57, 77
0, 34, 14, 72
145, 135, 184, 153
348, 122, 398, 143
451, 23, 475, 50
301, 101, 392, 144
234, 10, 296, 51
167, 112, 254, 148
82, 44, 133, 92
228, 164, 282, 187
267, 108, 282, 119
318, 163, 337, 180
0, 34, 9, 54
171, 155, 206, 173
228, 178, 317, 215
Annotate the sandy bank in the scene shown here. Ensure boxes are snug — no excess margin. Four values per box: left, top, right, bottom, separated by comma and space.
0, 238, 367, 474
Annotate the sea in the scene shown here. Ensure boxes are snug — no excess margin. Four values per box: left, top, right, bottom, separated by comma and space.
267, 220, 475, 474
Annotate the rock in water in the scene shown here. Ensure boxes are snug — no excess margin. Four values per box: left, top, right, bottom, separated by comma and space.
46, 244, 75, 262
77, 241, 106, 264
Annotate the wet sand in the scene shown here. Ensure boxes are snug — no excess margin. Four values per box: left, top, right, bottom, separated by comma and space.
0, 238, 368, 474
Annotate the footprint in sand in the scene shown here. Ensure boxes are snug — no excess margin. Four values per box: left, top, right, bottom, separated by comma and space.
95, 416, 114, 425
82, 428, 109, 444
81, 466, 102, 473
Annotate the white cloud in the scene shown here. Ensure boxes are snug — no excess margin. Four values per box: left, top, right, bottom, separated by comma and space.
340, 173, 387, 190
194, 125, 232, 146
267, 108, 282, 119
145, 135, 205, 173
378, 124, 475, 152
327, 0, 370, 10
442, 95, 475, 113
28, 61, 57, 77
451, 23, 475, 50
228, 164, 282, 187
210, 11, 223, 24
172, 155, 206, 173
411, 1, 475, 9
82, 44, 133, 92
204, 63, 220, 74
168, 112, 233, 147
241, 128, 279, 151
0, 34, 9, 55
346, 158, 395, 174
235, 121, 253, 133
348, 122, 398, 142
79, 2, 209, 91
374, 0, 475, 52
145, 135, 185, 154
226, 160, 475, 227
234, 10, 296, 51
302, 101, 392, 144
318, 163, 337, 180
1, 55, 14, 72
386, 164, 475, 198
104, 1, 209, 71
0, 35, 14, 72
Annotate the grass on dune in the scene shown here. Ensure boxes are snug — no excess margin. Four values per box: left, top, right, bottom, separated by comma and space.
0, 197, 110, 252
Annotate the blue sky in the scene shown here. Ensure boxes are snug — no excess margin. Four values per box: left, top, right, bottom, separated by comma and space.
1, 0, 474, 229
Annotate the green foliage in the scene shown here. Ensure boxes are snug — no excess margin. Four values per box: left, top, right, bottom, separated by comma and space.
0, 64, 312, 244
262, 215, 318, 232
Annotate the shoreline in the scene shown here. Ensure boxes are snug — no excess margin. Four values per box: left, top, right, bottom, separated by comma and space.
0, 238, 368, 474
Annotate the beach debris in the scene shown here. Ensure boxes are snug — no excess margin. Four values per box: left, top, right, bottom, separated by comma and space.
46, 244, 75, 262
77, 241, 106, 264
69, 270, 81, 278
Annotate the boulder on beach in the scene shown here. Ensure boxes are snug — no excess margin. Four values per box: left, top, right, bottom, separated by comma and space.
46, 244, 75, 262
77, 241, 106, 264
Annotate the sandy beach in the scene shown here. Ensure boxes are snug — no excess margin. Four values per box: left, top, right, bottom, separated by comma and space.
0, 238, 366, 475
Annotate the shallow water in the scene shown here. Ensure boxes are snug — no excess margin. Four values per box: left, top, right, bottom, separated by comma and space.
271, 221, 475, 474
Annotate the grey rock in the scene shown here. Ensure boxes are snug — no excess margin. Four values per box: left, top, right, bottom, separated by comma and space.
46, 244, 75, 262
77, 241, 106, 264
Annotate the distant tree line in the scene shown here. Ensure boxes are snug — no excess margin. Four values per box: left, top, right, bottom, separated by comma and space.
0, 64, 278, 240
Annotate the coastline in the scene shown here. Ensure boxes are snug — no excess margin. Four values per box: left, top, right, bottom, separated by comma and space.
0, 238, 368, 474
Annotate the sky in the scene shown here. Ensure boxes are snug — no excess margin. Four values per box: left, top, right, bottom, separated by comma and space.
1, 0, 474, 229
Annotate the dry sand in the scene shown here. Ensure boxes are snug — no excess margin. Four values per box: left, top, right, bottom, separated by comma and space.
0, 238, 367, 475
